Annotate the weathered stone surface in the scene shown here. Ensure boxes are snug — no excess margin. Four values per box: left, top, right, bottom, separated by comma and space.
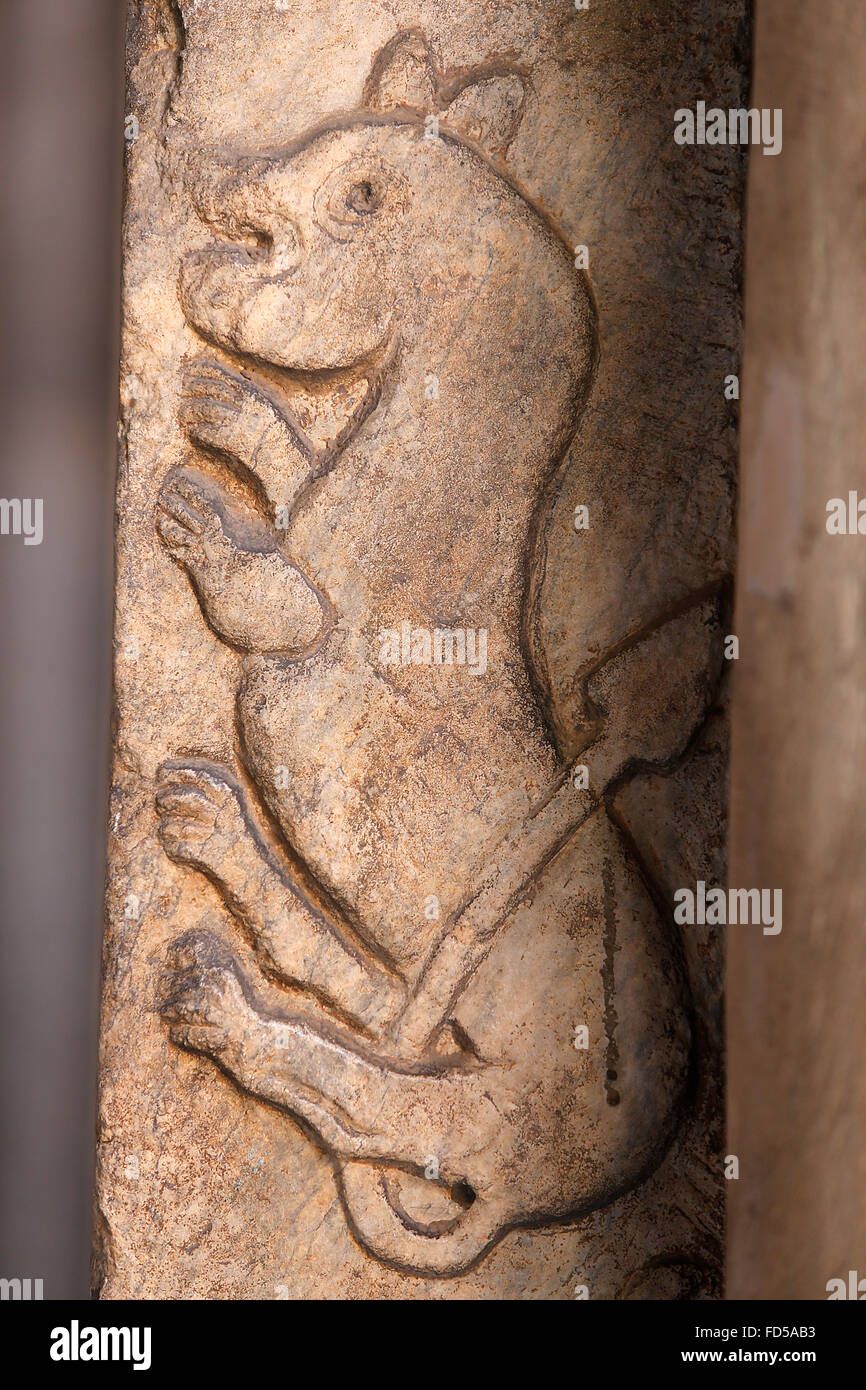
96, 0, 746, 1298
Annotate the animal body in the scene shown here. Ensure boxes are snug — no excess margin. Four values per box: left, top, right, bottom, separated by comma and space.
155, 34, 690, 1276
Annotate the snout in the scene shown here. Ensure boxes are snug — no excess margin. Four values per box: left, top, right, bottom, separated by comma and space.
179, 238, 395, 373
269, 220, 303, 274
179, 244, 307, 362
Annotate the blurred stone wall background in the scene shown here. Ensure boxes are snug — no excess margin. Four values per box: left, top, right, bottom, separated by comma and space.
728, 0, 866, 1301
0, 0, 124, 1300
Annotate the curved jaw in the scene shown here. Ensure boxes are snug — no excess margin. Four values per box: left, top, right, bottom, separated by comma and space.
189, 323, 400, 461
254, 326, 400, 460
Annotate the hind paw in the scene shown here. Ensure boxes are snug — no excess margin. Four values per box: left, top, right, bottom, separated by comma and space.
159, 927, 249, 1058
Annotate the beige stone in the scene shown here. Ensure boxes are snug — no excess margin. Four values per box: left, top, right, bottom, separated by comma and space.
95, 0, 746, 1298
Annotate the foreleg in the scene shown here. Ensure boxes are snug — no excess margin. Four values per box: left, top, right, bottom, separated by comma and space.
178, 356, 318, 517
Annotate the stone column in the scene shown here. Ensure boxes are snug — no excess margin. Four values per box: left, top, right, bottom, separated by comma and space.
728, 0, 866, 1302
96, 0, 747, 1299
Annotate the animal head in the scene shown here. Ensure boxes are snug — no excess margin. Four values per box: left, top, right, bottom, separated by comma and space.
179, 33, 596, 451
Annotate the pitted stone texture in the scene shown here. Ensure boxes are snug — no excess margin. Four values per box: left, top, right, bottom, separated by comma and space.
95, 0, 746, 1298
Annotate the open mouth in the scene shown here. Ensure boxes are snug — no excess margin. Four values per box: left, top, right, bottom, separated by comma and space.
210, 326, 399, 463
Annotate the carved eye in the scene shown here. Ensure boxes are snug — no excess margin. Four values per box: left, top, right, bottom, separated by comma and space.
346, 180, 382, 216
314, 158, 406, 242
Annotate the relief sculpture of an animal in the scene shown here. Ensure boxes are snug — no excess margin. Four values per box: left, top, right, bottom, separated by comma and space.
154, 33, 692, 1277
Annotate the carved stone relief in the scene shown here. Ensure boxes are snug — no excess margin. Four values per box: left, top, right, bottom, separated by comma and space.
96, 0, 747, 1298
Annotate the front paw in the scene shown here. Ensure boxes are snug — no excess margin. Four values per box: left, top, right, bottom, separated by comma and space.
179, 357, 249, 456
155, 466, 226, 567
179, 356, 311, 471
156, 760, 248, 878
159, 927, 248, 1057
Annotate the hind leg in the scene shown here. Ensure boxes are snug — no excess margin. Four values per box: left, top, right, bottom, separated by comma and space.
156, 760, 406, 1033
160, 929, 500, 1182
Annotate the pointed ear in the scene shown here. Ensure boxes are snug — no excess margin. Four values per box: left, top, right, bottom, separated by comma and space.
362, 31, 438, 113
442, 72, 528, 156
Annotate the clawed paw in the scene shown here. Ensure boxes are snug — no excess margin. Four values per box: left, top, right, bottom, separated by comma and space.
159, 927, 247, 1056
179, 358, 247, 451
155, 467, 226, 564
178, 354, 316, 485
155, 760, 247, 875
178, 355, 308, 468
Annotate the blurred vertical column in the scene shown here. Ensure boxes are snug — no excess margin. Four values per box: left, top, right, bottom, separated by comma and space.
729, 1, 866, 1298
0, 1, 124, 1298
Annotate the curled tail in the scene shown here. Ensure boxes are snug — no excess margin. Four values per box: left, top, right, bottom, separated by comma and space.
338, 1163, 511, 1278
